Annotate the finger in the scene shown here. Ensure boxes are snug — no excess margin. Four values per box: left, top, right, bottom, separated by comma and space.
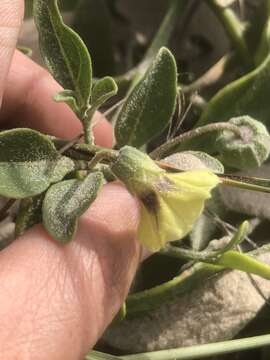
0, 183, 141, 360
1, 50, 113, 147
0, 0, 24, 106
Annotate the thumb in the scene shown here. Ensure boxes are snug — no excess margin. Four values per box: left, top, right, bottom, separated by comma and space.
0, 0, 24, 106
0, 183, 141, 360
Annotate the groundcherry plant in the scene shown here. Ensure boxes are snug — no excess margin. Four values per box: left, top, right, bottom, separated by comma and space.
4, 0, 270, 326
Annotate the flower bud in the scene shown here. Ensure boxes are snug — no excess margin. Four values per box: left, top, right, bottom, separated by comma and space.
216, 116, 270, 170
111, 146, 220, 251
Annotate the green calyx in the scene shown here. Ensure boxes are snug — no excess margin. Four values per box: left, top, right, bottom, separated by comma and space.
216, 116, 270, 170
111, 146, 163, 193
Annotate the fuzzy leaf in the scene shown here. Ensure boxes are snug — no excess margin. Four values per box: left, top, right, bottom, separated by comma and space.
54, 90, 79, 114
212, 251, 270, 280
115, 47, 177, 148
91, 77, 118, 110
33, 0, 92, 112
164, 151, 224, 173
197, 54, 270, 130
43, 172, 104, 243
0, 129, 74, 199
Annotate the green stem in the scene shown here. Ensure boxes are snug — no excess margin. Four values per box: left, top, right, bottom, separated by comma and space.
82, 108, 96, 144
139, 0, 186, 75
150, 122, 243, 159
160, 221, 248, 262
221, 175, 270, 193
160, 245, 219, 262
125, 262, 223, 315
182, 53, 234, 94
88, 149, 118, 170
126, 242, 270, 316
121, 333, 270, 360
206, 0, 251, 68
114, 0, 187, 89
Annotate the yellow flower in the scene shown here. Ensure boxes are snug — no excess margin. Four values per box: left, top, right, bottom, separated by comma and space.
112, 146, 220, 251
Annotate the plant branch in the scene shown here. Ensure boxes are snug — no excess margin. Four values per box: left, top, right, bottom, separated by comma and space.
150, 122, 243, 159
206, 0, 251, 68
125, 242, 270, 316
121, 333, 270, 359
160, 221, 248, 262
183, 53, 234, 94
88, 149, 118, 170
114, 0, 187, 89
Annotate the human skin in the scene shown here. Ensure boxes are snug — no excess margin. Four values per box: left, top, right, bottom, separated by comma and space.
0, 1, 141, 359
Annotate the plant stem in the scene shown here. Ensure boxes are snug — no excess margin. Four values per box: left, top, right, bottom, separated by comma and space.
58, 133, 83, 155
82, 108, 96, 144
221, 174, 270, 193
125, 242, 270, 316
103, 98, 127, 118
114, 0, 187, 90
206, 0, 251, 68
183, 53, 234, 94
121, 333, 270, 359
160, 221, 248, 262
138, 0, 186, 75
125, 262, 223, 315
0, 199, 16, 222
88, 149, 118, 169
150, 122, 243, 159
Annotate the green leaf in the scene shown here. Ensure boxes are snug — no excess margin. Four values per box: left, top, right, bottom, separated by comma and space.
255, 1, 270, 65
54, 90, 79, 115
42, 172, 104, 243
33, 0, 92, 113
211, 250, 270, 280
115, 47, 177, 148
91, 77, 118, 110
163, 151, 224, 173
197, 53, 270, 130
0, 129, 74, 199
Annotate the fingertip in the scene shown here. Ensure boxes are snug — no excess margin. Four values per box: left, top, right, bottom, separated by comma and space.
2, 51, 114, 146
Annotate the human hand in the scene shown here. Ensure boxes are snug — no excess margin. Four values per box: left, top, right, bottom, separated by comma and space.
0, 2, 141, 359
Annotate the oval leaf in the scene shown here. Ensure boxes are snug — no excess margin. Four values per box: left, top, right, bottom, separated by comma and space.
33, 0, 92, 112
0, 129, 74, 199
197, 54, 270, 129
54, 90, 79, 115
115, 47, 177, 148
91, 77, 118, 110
163, 151, 224, 173
43, 171, 104, 243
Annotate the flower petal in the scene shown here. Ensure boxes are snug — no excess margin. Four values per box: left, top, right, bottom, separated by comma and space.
138, 203, 162, 251
138, 170, 220, 251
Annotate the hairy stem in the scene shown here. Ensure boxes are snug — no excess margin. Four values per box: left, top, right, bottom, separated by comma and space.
206, 0, 251, 67
150, 122, 243, 159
